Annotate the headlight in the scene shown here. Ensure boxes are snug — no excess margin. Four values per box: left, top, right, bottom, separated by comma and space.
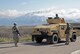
32, 28, 37, 33
45, 29, 50, 33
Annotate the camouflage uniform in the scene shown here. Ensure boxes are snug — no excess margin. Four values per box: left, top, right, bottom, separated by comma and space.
65, 23, 70, 45
12, 25, 20, 47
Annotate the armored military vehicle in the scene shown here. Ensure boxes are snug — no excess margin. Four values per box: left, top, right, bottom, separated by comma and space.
32, 14, 77, 44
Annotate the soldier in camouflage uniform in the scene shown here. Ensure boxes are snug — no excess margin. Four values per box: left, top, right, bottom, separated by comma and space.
12, 23, 20, 47
65, 23, 70, 45
54, 14, 59, 19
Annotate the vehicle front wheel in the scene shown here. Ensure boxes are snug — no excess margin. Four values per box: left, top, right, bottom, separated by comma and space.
35, 37, 43, 43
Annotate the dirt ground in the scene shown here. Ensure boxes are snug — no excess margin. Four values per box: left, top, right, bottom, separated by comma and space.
0, 37, 80, 54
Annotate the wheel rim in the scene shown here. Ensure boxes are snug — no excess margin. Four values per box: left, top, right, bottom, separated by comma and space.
54, 36, 57, 41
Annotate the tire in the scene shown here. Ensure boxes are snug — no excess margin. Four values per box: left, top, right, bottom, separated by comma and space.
51, 34, 58, 44
58, 38, 61, 43
70, 33, 76, 42
35, 37, 43, 43
32, 35, 35, 41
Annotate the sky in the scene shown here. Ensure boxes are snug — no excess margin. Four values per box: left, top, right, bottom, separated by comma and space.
0, 0, 80, 17
0, 0, 80, 11
0, 0, 80, 26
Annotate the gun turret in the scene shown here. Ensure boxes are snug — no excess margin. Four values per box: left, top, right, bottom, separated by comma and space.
47, 14, 65, 24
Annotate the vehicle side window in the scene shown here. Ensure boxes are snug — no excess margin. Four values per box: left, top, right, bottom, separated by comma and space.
61, 25, 64, 30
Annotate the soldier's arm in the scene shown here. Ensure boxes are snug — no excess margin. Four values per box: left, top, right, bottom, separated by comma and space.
16, 27, 21, 36
12, 27, 14, 32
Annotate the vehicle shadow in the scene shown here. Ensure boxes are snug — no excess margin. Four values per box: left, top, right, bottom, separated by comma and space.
22, 41, 66, 46
22, 42, 50, 46
50, 41, 66, 47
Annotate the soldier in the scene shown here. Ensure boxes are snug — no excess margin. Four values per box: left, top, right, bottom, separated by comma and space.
12, 23, 20, 47
65, 23, 70, 45
54, 14, 59, 19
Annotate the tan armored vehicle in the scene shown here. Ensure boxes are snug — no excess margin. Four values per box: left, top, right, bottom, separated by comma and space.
32, 14, 77, 44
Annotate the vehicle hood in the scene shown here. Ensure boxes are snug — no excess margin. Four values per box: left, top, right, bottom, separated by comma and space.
34, 24, 59, 29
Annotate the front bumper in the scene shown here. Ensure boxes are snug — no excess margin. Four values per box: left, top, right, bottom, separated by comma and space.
32, 34, 48, 41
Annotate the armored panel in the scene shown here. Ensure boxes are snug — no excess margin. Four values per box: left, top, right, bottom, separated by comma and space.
47, 17, 65, 24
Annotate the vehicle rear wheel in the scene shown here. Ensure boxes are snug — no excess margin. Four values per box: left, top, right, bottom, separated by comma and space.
35, 37, 43, 43
70, 33, 76, 42
51, 34, 58, 44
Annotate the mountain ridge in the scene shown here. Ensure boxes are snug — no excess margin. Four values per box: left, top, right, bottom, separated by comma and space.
0, 8, 80, 26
